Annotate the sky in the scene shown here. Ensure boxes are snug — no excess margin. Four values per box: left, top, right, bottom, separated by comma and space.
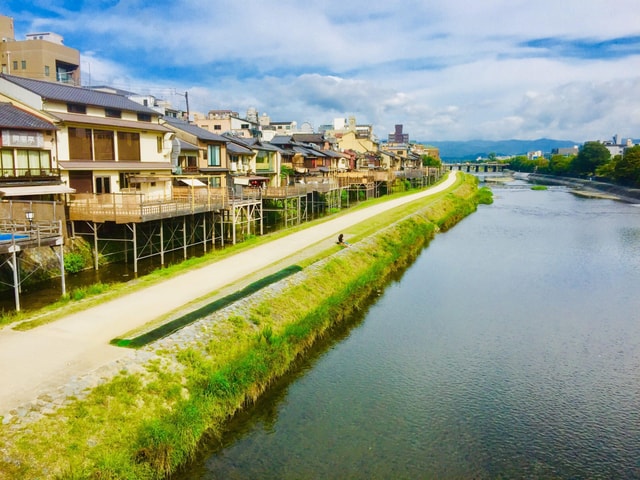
3, 0, 640, 142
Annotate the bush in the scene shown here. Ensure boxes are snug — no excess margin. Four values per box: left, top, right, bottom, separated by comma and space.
64, 252, 86, 273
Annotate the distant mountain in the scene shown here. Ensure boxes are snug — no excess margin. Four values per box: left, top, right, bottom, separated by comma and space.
421, 138, 581, 162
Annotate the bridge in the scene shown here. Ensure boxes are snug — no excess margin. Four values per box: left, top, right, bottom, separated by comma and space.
445, 162, 509, 172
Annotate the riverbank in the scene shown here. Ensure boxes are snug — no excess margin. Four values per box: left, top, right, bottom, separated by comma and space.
527, 173, 640, 203
0, 173, 490, 479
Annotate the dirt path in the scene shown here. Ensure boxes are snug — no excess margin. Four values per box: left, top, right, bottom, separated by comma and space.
0, 172, 458, 415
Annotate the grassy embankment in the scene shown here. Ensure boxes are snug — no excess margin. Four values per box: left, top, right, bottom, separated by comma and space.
0, 174, 492, 479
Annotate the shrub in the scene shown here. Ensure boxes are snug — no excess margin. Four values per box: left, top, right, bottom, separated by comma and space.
64, 252, 86, 273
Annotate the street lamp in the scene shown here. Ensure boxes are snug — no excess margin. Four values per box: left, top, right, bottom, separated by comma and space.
25, 210, 34, 230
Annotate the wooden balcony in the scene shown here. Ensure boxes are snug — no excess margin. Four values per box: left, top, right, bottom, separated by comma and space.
68, 187, 226, 224
68, 186, 266, 224
0, 167, 62, 184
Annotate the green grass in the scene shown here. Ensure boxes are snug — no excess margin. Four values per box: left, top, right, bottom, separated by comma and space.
112, 265, 303, 348
531, 185, 548, 190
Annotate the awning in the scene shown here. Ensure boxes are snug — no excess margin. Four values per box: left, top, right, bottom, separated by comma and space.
0, 184, 76, 197
58, 161, 173, 172
129, 176, 172, 184
233, 176, 269, 186
179, 178, 207, 187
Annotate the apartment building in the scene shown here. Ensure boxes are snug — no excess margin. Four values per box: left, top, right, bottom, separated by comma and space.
193, 110, 260, 138
0, 15, 80, 85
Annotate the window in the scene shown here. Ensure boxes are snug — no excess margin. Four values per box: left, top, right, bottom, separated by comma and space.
117, 132, 140, 161
67, 103, 87, 114
16, 150, 29, 174
93, 130, 115, 160
119, 172, 130, 189
68, 127, 93, 160
241, 123, 249, 129
1, 149, 13, 176
21, 60, 26, 69
214, 125, 221, 130
209, 176, 221, 187
157, 135, 163, 153
207, 144, 221, 167
95, 176, 111, 194
26, 149, 50, 174
44, 65, 50, 77
105, 108, 121, 118
12, 61, 17, 71
137, 113, 151, 122
256, 150, 273, 171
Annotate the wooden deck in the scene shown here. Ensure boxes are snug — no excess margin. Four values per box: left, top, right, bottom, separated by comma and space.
68, 187, 262, 224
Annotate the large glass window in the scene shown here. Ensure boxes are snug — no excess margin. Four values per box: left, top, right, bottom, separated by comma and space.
16, 150, 29, 174
117, 132, 141, 161
35, 150, 52, 172
1, 149, 14, 176
94, 130, 115, 161
207, 144, 221, 166
68, 127, 93, 160
256, 150, 273, 171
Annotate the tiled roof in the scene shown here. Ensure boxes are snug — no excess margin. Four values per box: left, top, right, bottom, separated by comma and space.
292, 133, 325, 144
178, 139, 199, 151
0, 102, 56, 130
269, 135, 293, 145
226, 141, 254, 155
0, 74, 158, 114
163, 116, 228, 142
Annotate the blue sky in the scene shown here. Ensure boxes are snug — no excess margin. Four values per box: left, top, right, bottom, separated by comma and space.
3, 0, 640, 142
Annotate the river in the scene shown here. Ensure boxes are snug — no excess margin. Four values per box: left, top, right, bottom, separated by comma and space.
183, 181, 640, 478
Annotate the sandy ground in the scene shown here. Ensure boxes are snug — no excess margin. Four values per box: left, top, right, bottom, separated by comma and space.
0, 172, 458, 415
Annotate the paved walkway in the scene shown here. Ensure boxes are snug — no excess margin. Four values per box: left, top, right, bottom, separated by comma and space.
0, 172, 458, 416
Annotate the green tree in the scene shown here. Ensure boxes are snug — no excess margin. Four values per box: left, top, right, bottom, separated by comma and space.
613, 145, 640, 187
572, 141, 610, 176
549, 154, 574, 176
595, 154, 618, 181
509, 155, 537, 172
421, 155, 441, 167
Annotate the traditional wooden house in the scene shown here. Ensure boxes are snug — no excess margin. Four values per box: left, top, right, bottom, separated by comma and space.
161, 116, 229, 188
0, 74, 175, 199
0, 100, 68, 309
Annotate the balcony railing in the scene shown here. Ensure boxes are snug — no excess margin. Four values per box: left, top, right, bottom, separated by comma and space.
68, 186, 263, 224
0, 218, 64, 253
0, 167, 62, 183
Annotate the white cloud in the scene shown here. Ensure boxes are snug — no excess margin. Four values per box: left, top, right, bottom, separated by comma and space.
13, 0, 640, 141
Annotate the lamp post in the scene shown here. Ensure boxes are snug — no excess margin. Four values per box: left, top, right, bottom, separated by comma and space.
25, 210, 34, 231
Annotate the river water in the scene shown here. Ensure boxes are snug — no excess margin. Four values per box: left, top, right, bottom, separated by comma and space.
176, 181, 640, 479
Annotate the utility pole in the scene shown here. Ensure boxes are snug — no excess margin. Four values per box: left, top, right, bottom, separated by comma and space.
174, 90, 190, 121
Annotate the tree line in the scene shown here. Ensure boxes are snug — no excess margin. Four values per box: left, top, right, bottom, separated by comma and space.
506, 142, 640, 188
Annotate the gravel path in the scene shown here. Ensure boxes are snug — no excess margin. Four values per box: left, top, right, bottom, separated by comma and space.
0, 172, 458, 421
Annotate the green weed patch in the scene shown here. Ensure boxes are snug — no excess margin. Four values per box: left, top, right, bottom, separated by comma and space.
112, 265, 303, 348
